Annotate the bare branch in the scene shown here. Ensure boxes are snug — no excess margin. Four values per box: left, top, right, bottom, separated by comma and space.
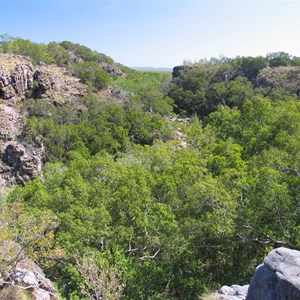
236, 225, 300, 251
139, 249, 160, 261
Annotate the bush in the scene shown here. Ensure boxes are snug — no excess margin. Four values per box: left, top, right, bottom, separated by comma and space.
47, 42, 71, 65
70, 61, 111, 91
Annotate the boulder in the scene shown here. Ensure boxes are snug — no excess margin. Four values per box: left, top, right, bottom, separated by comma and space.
246, 247, 300, 300
213, 284, 249, 300
11, 64, 34, 94
32, 69, 55, 99
2, 143, 26, 166
209, 247, 300, 300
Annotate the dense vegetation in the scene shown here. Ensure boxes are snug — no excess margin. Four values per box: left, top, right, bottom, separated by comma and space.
1, 36, 300, 299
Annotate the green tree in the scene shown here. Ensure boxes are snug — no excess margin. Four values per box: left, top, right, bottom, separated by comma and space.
234, 56, 268, 82
47, 41, 71, 65
0, 202, 63, 276
267, 51, 292, 67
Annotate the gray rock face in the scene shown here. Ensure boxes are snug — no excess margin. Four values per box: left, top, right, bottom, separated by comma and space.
0, 53, 88, 103
11, 64, 34, 94
0, 64, 33, 99
0, 105, 24, 141
0, 103, 43, 190
0, 53, 88, 191
246, 247, 300, 300
32, 69, 55, 99
0, 104, 45, 190
1, 141, 45, 186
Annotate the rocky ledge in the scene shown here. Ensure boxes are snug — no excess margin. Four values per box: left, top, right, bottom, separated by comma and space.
0, 242, 59, 300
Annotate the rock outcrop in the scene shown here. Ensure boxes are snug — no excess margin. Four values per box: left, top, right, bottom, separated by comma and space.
0, 64, 33, 99
0, 242, 59, 300
246, 247, 300, 300
256, 66, 300, 95
1, 141, 45, 186
32, 69, 55, 99
0, 104, 24, 141
0, 53, 90, 191
0, 53, 88, 103
0, 104, 45, 191
99, 60, 124, 77
31, 64, 88, 103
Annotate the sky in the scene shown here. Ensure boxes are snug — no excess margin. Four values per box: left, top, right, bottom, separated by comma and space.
0, 0, 300, 68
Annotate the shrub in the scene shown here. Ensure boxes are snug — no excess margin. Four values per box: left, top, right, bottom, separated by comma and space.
70, 61, 111, 91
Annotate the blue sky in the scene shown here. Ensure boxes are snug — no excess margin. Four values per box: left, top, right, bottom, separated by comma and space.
1, 0, 300, 67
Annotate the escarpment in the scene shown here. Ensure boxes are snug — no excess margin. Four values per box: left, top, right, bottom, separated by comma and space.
0, 52, 127, 191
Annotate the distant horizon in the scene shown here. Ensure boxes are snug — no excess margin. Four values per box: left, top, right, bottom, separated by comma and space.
1, 1, 299, 68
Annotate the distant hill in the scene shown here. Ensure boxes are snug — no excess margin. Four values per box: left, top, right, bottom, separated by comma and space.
133, 66, 172, 72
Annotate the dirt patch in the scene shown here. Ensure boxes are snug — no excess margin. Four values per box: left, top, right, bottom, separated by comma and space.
0, 53, 31, 69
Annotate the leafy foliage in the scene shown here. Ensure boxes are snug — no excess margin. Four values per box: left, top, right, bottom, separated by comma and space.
0, 34, 53, 64
23, 96, 173, 162
13, 92, 300, 298
76, 253, 125, 300
0, 202, 63, 277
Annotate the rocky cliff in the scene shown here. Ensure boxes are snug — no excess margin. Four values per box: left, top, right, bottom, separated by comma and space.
0, 103, 44, 191
0, 53, 91, 192
0, 51, 129, 192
